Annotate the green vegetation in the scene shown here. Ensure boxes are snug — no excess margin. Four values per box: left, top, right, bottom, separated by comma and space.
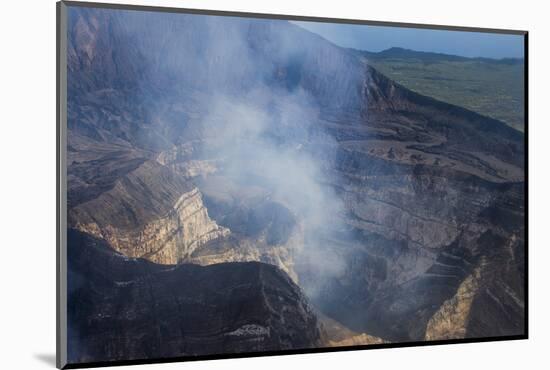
362, 48, 525, 131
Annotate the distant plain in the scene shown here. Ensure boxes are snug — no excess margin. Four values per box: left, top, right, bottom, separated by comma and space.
360, 48, 524, 131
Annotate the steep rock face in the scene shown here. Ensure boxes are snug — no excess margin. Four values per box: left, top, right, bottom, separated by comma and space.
184, 230, 303, 282
465, 232, 525, 338
67, 229, 323, 364
319, 313, 386, 347
298, 86, 525, 341
284, 61, 524, 342
69, 157, 228, 264
73, 187, 229, 264
183, 178, 305, 282
328, 334, 385, 347
425, 265, 482, 340
67, 7, 365, 116
425, 233, 525, 340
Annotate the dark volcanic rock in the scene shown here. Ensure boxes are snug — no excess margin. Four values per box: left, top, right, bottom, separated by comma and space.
67, 229, 323, 364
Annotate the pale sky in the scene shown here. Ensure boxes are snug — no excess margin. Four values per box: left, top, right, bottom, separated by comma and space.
293, 21, 524, 59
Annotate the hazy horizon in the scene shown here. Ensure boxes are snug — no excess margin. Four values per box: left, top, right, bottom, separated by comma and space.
293, 21, 524, 59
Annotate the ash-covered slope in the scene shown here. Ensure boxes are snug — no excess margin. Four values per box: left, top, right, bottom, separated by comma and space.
67, 229, 323, 364
66, 5, 525, 348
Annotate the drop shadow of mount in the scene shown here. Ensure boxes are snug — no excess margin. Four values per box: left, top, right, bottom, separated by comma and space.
33, 353, 56, 367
